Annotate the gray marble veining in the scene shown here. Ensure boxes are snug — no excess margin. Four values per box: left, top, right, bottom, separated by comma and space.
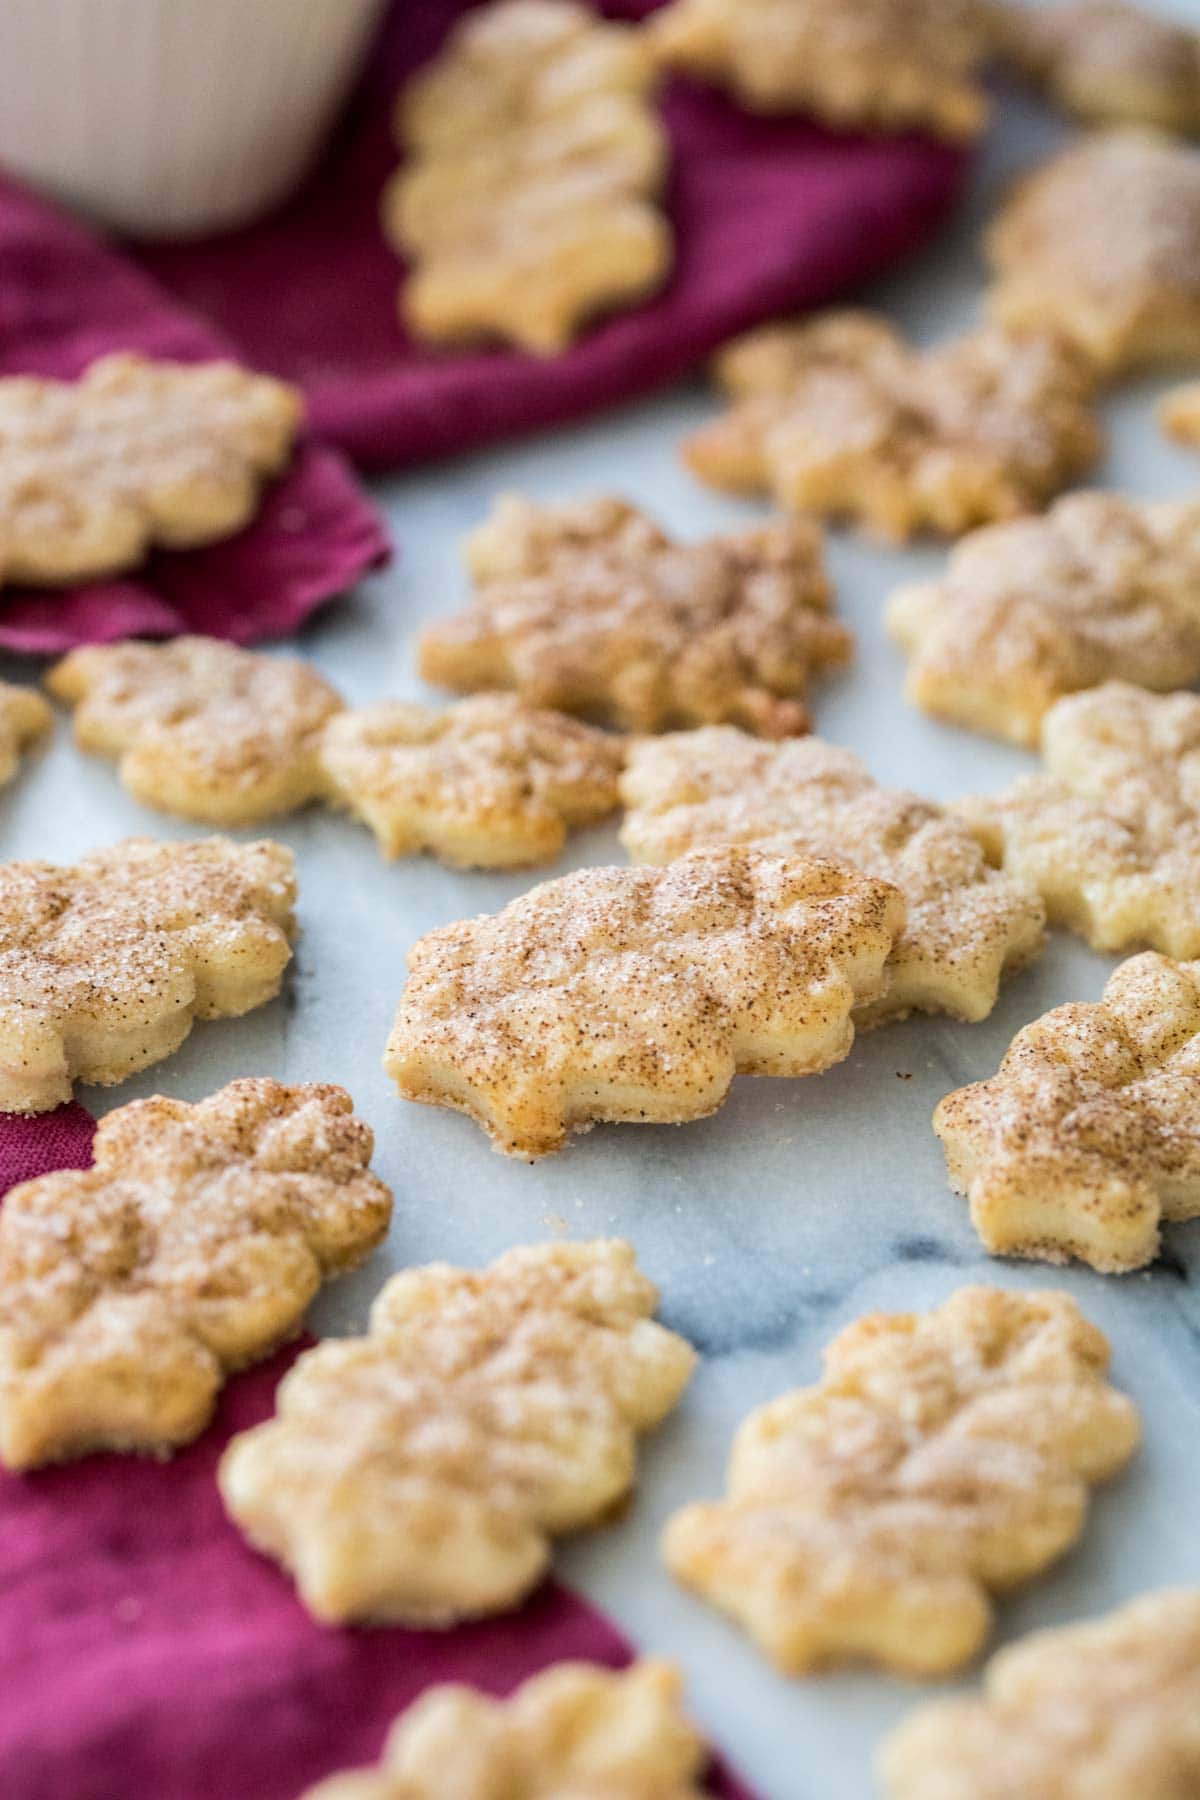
4, 73, 1200, 1800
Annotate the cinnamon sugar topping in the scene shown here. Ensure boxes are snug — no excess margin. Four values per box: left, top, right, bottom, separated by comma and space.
384, 846, 905, 1158
664, 1287, 1139, 1675
0, 354, 302, 586
620, 727, 1044, 1024
683, 312, 1101, 541
419, 494, 850, 737
935, 951, 1200, 1271
220, 1241, 695, 1624
888, 493, 1200, 745
0, 836, 296, 1113
0, 1079, 391, 1469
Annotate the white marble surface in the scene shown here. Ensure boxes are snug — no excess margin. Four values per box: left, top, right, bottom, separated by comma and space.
6, 75, 1200, 1800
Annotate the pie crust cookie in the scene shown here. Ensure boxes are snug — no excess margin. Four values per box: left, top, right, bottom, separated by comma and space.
682, 312, 1102, 541
386, 0, 671, 354
0, 353, 302, 587
620, 728, 1045, 1025
48, 640, 624, 866
887, 493, 1200, 746
959, 682, 1200, 957
880, 1588, 1200, 1800
319, 694, 625, 869
383, 846, 905, 1159
649, 0, 993, 139
0, 836, 296, 1113
935, 951, 1200, 1272
0, 1080, 391, 1471
985, 128, 1200, 375
1000, 0, 1200, 134
220, 1240, 696, 1626
303, 1660, 709, 1800
663, 1287, 1139, 1678
47, 638, 344, 827
418, 494, 851, 737
0, 682, 51, 786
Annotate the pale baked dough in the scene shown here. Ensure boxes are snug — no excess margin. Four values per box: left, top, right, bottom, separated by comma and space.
935, 951, 1200, 1271
419, 494, 851, 737
383, 846, 905, 1158
0, 1079, 391, 1470
887, 493, 1200, 746
880, 1588, 1200, 1799
620, 728, 1044, 1024
220, 1240, 695, 1625
649, 0, 993, 138
0, 836, 296, 1113
48, 641, 623, 863
387, 0, 671, 353
302, 1660, 710, 1800
664, 1287, 1139, 1676
986, 128, 1200, 375
683, 312, 1101, 541
47, 637, 343, 826
959, 682, 1200, 957
1000, 0, 1200, 134
319, 694, 624, 868
0, 353, 302, 586
0, 682, 51, 786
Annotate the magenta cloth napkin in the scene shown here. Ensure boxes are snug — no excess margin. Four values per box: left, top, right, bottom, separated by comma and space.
0, 1113, 756, 1800
137, 0, 971, 472
0, 178, 390, 656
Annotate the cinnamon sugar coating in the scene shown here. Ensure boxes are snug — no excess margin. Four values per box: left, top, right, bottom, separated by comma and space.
0, 1080, 391, 1470
0, 836, 296, 1113
387, 0, 671, 354
419, 495, 850, 737
384, 846, 905, 1158
302, 1660, 711, 1800
935, 952, 1200, 1271
887, 493, 1200, 746
881, 1588, 1200, 1799
0, 354, 302, 586
47, 637, 344, 827
649, 0, 993, 138
0, 682, 51, 786
1000, 0, 1200, 133
663, 1287, 1139, 1677
620, 728, 1044, 1025
48, 642, 622, 861
220, 1241, 695, 1625
319, 694, 624, 869
986, 129, 1200, 374
959, 682, 1200, 956
683, 312, 1101, 541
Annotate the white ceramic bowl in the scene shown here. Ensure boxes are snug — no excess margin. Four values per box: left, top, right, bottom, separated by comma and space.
0, 0, 388, 238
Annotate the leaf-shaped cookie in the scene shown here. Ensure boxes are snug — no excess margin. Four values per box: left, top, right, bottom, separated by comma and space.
664, 1287, 1138, 1676
683, 312, 1101, 541
221, 1241, 695, 1625
0, 353, 302, 586
935, 951, 1200, 1271
419, 495, 851, 738
0, 1078, 392, 1469
384, 846, 905, 1157
0, 835, 296, 1111
620, 727, 1044, 1023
